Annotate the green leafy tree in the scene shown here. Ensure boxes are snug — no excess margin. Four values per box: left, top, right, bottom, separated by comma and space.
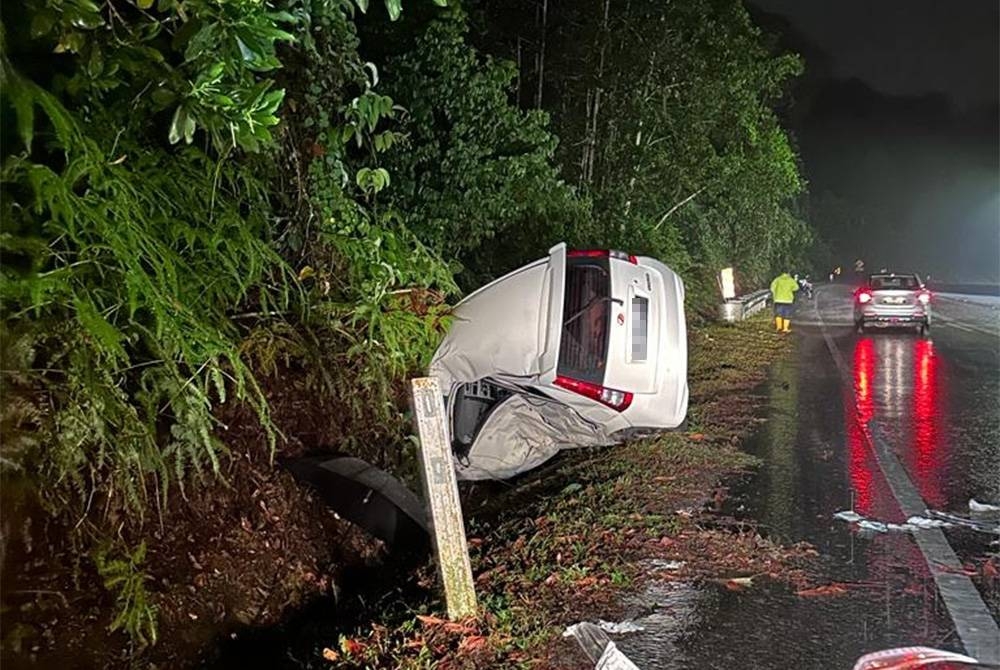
375, 8, 588, 284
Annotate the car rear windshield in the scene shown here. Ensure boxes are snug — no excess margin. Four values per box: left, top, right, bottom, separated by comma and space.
870, 275, 919, 290
558, 256, 611, 385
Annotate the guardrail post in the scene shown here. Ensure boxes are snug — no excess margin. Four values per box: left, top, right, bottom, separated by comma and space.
410, 377, 477, 620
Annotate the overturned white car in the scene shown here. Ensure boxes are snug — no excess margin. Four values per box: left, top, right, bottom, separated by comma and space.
429, 243, 688, 480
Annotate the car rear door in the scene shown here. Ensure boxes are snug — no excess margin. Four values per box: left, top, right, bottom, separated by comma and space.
429, 244, 567, 391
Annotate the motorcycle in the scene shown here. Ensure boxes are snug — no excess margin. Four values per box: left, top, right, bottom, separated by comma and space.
798, 276, 814, 300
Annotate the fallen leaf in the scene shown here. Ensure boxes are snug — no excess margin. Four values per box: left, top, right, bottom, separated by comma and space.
442, 621, 476, 635
796, 584, 848, 597
416, 614, 448, 627
932, 561, 978, 577
458, 635, 488, 653
340, 637, 367, 655
724, 576, 754, 591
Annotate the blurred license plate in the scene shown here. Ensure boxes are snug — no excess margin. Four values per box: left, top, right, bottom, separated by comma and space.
883, 297, 905, 304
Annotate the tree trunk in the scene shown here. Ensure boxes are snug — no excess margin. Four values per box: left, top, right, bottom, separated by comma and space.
582, 0, 612, 186
535, 0, 548, 109
516, 36, 523, 106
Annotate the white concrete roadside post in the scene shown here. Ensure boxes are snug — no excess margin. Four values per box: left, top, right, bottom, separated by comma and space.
410, 377, 477, 620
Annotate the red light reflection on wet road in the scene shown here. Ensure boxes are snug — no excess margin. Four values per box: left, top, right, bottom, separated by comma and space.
911, 339, 945, 509
846, 336, 948, 514
848, 337, 876, 514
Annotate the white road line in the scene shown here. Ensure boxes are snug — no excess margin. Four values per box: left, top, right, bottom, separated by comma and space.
813, 289, 1000, 664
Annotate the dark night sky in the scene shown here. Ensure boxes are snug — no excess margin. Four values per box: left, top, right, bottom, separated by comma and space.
752, 0, 999, 110
750, 0, 1000, 283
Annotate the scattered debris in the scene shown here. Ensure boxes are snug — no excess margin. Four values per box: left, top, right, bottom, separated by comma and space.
796, 584, 849, 598
905, 515, 951, 529
857, 520, 891, 534
925, 510, 1000, 534
930, 560, 979, 577
834, 508, 1000, 535
564, 622, 642, 670
710, 576, 755, 591
597, 619, 645, 634
969, 499, 1000, 513
595, 642, 643, 670
651, 560, 686, 572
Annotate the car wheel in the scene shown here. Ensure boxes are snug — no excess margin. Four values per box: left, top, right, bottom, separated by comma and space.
919, 322, 930, 338
856, 321, 865, 334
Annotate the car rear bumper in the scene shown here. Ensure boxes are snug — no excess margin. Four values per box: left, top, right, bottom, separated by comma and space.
855, 308, 929, 325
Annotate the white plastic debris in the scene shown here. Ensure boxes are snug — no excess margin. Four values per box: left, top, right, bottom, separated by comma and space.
886, 523, 915, 532
969, 498, 1000, 513
925, 509, 1000, 534
598, 619, 645, 634
652, 559, 686, 571
858, 520, 889, 533
834, 510, 965, 534
906, 516, 952, 529
596, 642, 642, 670
564, 622, 644, 669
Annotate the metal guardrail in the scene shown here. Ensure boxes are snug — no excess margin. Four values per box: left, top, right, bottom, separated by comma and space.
718, 288, 771, 322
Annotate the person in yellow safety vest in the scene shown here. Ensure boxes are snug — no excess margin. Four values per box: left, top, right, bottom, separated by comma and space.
770, 271, 799, 333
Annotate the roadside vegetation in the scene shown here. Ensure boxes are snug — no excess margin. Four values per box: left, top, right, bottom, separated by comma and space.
280, 317, 815, 668
1, 0, 813, 662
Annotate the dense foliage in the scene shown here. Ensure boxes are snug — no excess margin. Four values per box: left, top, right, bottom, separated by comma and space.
371, 8, 588, 284
1, 0, 812, 649
472, 0, 811, 300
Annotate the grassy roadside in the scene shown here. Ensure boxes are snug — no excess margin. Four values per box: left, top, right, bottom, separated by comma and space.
316, 316, 820, 668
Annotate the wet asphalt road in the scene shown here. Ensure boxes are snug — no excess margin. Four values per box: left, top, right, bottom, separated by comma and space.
620, 284, 1000, 669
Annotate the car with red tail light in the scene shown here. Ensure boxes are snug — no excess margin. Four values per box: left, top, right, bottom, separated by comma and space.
854, 272, 932, 336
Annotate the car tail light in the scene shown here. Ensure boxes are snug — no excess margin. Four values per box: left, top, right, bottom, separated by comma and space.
554, 375, 633, 411
917, 291, 931, 304
568, 249, 638, 264
852, 646, 980, 670
857, 290, 873, 304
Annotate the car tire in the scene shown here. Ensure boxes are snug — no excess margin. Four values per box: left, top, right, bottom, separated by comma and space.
919, 322, 930, 338
855, 321, 865, 334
